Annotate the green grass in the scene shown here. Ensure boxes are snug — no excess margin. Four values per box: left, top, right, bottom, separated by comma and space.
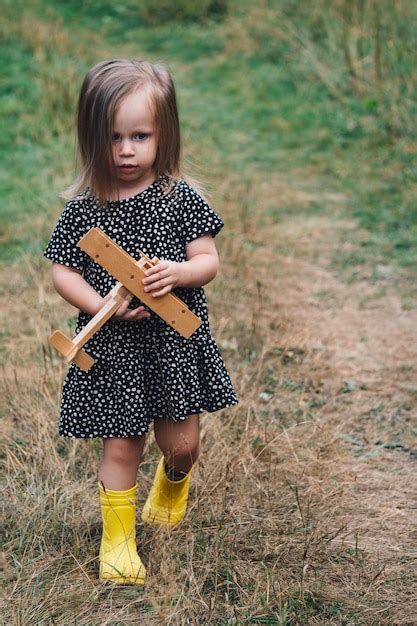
1, 0, 416, 272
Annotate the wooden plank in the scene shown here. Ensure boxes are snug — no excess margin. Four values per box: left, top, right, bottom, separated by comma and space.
77, 228, 202, 339
66, 282, 132, 360
48, 282, 134, 371
48, 330, 96, 370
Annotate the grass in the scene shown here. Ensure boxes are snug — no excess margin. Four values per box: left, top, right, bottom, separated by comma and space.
2, 0, 417, 623
2, 0, 417, 269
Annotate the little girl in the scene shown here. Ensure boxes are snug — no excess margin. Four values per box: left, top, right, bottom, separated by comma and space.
44, 59, 238, 585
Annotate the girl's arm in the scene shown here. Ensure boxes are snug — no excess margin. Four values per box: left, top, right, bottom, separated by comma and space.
51, 263, 150, 321
52, 264, 103, 316
142, 235, 219, 297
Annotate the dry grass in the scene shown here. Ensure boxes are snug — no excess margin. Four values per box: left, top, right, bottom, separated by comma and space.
2, 170, 416, 624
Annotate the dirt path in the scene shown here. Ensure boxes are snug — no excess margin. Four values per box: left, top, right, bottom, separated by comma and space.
244, 180, 417, 621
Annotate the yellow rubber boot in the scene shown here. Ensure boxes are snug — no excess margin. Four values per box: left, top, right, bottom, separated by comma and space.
141, 457, 193, 527
98, 482, 146, 585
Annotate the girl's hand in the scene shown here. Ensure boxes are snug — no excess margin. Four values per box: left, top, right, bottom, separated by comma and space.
104, 294, 151, 321
113, 301, 151, 321
142, 260, 183, 298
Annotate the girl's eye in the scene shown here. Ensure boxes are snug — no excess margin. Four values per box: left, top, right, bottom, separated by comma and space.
111, 132, 148, 142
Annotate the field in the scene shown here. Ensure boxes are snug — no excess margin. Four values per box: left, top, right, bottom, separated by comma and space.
1, 1, 417, 623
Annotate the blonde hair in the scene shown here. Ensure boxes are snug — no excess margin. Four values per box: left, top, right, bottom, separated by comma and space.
64, 59, 183, 202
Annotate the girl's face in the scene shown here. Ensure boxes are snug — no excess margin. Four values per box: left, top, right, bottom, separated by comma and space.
111, 89, 158, 199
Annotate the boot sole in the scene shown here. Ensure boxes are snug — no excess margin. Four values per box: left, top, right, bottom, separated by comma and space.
99, 565, 146, 585
99, 560, 146, 585
141, 502, 184, 527
100, 574, 146, 585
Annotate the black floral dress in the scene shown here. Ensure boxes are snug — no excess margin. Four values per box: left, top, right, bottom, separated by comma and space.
44, 176, 239, 437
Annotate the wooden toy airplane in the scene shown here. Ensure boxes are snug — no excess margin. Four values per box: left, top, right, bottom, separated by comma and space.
48, 227, 202, 371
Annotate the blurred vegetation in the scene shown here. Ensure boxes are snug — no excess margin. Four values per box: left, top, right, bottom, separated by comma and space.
1, 0, 416, 271
240, 0, 417, 138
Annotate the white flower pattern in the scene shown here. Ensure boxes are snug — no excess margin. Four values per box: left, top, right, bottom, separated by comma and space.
44, 176, 238, 438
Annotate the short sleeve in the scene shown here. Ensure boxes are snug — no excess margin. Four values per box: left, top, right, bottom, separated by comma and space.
179, 182, 224, 245
43, 197, 89, 271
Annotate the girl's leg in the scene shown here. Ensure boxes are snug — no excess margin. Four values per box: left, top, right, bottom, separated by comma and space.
141, 414, 199, 526
97, 435, 147, 585
98, 435, 146, 490
153, 414, 200, 474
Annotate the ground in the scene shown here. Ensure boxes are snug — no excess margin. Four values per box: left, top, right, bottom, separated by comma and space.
2, 168, 416, 624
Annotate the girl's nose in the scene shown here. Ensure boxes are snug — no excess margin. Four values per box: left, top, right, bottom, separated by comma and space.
119, 139, 134, 156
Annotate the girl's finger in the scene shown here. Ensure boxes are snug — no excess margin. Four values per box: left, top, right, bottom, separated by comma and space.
145, 261, 167, 276
152, 285, 171, 297
144, 277, 170, 292
116, 302, 148, 322
143, 269, 170, 285
132, 305, 148, 315
132, 307, 150, 320
115, 300, 129, 317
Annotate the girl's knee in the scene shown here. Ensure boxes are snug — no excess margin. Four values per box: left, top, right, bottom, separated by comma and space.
154, 415, 200, 465
164, 437, 200, 465
103, 437, 143, 467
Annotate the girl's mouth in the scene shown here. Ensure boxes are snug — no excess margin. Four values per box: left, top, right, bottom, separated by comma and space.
118, 165, 138, 172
